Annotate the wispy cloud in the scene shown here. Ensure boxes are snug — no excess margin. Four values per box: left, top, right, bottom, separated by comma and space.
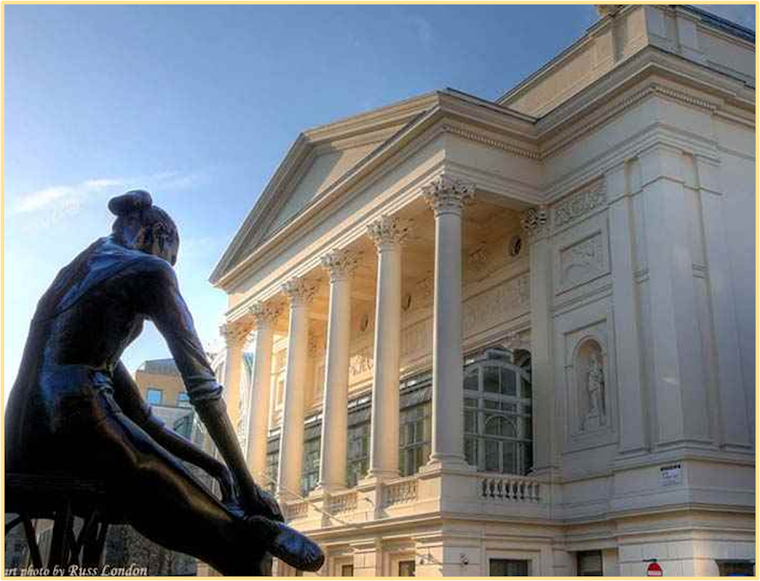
11, 169, 207, 225
406, 15, 435, 48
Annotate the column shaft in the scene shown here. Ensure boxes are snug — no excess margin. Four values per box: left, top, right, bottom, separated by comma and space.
277, 279, 314, 498
423, 175, 474, 469
367, 216, 406, 480
318, 250, 357, 490
220, 323, 248, 430
245, 302, 280, 479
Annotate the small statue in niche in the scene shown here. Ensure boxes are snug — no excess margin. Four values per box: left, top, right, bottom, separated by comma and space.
584, 350, 606, 430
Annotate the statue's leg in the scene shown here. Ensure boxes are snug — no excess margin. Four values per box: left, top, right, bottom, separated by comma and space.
84, 412, 271, 575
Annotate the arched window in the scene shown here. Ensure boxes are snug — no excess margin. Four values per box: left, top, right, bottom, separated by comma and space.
463, 348, 533, 475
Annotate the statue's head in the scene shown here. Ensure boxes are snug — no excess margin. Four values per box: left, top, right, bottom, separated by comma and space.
108, 190, 179, 266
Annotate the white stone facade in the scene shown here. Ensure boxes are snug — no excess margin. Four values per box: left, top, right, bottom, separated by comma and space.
210, 5, 755, 577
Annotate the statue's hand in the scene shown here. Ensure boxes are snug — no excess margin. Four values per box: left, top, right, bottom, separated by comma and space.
241, 482, 284, 523
211, 463, 237, 506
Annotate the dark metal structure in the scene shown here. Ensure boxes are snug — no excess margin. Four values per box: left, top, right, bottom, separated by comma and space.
4, 191, 324, 576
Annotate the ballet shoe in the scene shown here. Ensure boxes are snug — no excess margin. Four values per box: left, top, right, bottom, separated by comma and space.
245, 515, 325, 572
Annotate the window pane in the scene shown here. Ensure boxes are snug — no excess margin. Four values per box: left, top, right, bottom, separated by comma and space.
485, 440, 500, 472
464, 410, 477, 434
502, 441, 518, 474
341, 564, 354, 577
577, 551, 603, 576
521, 377, 532, 399
483, 366, 500, 393
523, 443, 533, 475
490, 559, 529, 576
500, 368, 517, 395
146, 388, 163, 405
464, 437, 478, 467
398, 560, 416, 577
464, 369, 479, 391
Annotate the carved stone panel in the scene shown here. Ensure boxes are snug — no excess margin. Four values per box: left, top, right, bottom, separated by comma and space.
552, 179, 607, 230
463, 272, 530, 336
554, 213, 610, 295
559, 232, 606, 289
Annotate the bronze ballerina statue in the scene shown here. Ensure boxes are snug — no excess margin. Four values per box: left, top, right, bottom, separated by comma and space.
5, 190, 324, 575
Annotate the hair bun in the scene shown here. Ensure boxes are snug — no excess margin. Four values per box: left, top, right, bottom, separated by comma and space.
108, 190, 153, 216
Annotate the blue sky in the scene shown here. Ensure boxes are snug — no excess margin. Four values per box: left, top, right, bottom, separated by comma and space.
3, 3, 755, 393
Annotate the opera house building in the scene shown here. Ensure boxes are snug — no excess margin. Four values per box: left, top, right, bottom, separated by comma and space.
209, 5, 756, 577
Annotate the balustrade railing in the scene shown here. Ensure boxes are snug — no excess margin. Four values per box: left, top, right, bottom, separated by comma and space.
382, 477, 418, 507
328, 490, 358, 515
480, 475, 541, 503
285, 500, 309, 520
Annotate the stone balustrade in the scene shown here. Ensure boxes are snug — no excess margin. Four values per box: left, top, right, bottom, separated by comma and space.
381, 476, 419, 507
480, 474, 542, 503
281, 471, 547, 529
285, 499, 309, 520
328, 490, 358, 515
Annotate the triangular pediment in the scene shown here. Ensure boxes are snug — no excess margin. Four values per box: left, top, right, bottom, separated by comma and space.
262, 142, 379, 239
210, 93, 442, 285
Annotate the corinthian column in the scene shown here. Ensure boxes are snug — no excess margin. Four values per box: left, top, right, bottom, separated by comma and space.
219, 321, 252, 431
245, 301, 281, 480
277, 277, 316, 499
318, 249, 359, 491
366, 215, 408, 481
423, 175, 474, 470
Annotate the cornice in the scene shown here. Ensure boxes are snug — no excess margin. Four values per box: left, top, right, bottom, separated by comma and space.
213, 45, 754, 290
441, 123, 540, 160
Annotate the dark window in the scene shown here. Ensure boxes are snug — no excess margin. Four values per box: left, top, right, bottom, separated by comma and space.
301, 420, 322, 496
717, 560, 754, 576
398, 560, 416, 577
399, 402, 431, 476
341, 564, 354, 577
146, 388, 163, 405
463, 348, 533, 475
489, 559, 529, 576
577, 551, 604, 576
265, 437, 279, 495
347, 403, 371, 487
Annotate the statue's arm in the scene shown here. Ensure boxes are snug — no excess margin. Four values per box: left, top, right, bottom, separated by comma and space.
135, 259, 282, 521
111, 361, 236, 503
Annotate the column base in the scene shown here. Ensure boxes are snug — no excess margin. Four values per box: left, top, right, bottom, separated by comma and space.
314, 482, 348, 494
363, 468, 400, 484
422, 454, 473, 475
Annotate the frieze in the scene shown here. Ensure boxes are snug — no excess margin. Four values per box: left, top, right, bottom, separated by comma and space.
559, 232, 606, 289
463, 272, 530, 336
553, 180, 607, 229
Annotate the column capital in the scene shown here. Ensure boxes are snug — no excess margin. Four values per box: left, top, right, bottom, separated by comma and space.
282, 277, 316, 307
520, 205, 549, 241
367, 215, 409, 250
219, 320, 252, 347
321, 248, 360, 282
249, 301, 282, 328
421, 175, 475, 216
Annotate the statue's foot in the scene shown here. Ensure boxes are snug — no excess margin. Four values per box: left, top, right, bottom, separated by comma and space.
246, 516, 324, 572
